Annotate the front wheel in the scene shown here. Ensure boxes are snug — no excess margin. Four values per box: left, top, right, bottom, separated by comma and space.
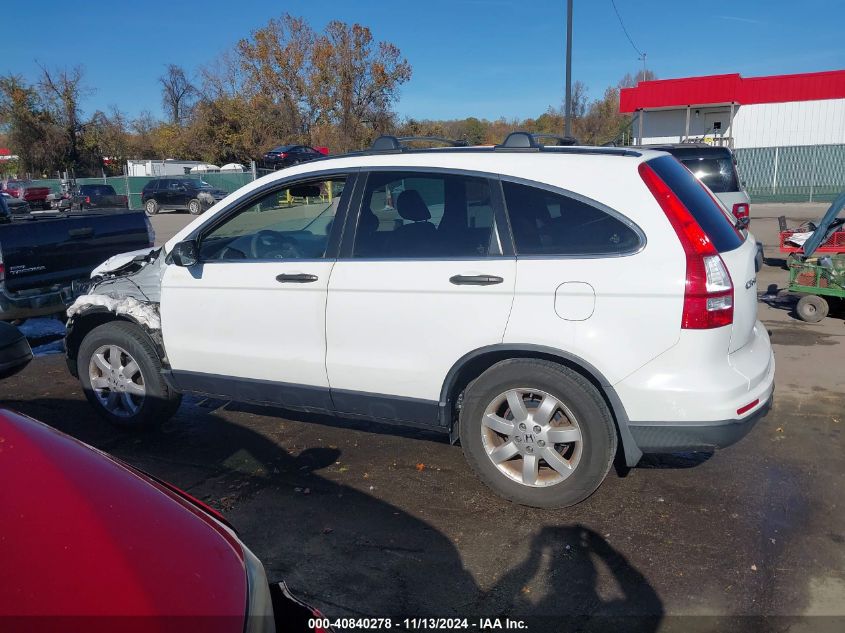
188, 198, 203, 215
78, 321, 181, 429
796, 294, 828, 323
459, 359, 617, 508
144, 198, 159, 216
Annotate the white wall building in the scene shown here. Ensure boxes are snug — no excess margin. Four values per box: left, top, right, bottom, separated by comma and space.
619, 70, 845, 149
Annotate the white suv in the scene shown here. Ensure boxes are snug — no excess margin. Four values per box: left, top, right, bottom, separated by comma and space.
65, 133, 775, 508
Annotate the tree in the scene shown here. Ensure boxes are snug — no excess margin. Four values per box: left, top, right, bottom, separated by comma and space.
618, 69, 657, 89
85, 107, 131, 174
310, 21, 412, 152
0, 74, 56, 174
159, 64, 197, 126
234, 13, 411, 153
236, 14, 315, 143
38, 64, 91, 170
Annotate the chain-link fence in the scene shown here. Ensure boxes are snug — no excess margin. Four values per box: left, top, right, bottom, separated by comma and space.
25, 171, 261, 210
735, 144, 845, 204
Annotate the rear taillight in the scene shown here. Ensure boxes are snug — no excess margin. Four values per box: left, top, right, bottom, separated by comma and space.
85, 196, 91, 204
732, 203, 749, 223
0, 263, 4, 284
639, 162, 734, 329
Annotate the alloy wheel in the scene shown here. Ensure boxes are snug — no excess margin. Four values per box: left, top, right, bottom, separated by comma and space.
88, 344, 146, 418
480, 388, 583, 487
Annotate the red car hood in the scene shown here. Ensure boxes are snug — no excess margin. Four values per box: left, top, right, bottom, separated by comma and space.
0, 409, 247, 623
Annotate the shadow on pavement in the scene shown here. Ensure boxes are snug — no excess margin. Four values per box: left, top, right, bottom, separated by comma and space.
1, 393, 665, 630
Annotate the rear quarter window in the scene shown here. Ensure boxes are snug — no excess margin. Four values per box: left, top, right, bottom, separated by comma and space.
648, 155, 744, 252
502, 180, 642, 256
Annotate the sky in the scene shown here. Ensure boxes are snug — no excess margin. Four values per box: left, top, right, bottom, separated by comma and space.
3, 0, 844, 122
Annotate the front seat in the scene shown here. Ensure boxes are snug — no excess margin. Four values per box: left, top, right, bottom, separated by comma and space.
392, 190, 437, 255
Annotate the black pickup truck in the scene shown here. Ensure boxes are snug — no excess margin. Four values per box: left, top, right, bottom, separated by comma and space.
0, 197, 154, 320
71, 184, 129, 210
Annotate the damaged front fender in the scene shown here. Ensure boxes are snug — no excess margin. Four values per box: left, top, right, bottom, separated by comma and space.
64, 247, 169, 376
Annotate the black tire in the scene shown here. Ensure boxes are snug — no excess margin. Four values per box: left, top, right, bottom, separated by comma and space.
188, 198, 202, 215
796, 294, 829, 323
459, 359, 617, 508
78, 321, 181, 429
144, 198, 159, 216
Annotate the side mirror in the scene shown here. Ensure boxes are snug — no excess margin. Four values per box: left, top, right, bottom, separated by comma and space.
0, 322, 33, 380
171, 239, 199, 267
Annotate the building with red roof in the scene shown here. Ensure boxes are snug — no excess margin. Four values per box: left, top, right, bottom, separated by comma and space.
619, 69, 845, 148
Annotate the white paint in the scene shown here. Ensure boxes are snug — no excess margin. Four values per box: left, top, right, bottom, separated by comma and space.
90, 248, 156, 278
553, 282, 595, 321
161, 260, 335, 389
325, 259, 516, 401
67, 294, 161, 330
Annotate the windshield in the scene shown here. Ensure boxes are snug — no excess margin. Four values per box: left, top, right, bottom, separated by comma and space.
679, 157, 740, 193
269, 145, 294, 153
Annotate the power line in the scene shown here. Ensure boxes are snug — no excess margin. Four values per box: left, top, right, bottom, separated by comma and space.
610, 0, 644, 58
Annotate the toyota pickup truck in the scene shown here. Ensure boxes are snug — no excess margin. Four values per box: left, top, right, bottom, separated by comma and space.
0, 198, 154, 320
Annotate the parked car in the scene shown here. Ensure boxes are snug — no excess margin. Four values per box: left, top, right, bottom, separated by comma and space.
262, 145, 324, 170
1, 191, 30, 215
141, 178, 228, 216
0, 322, 330, 632
638, 144, 750, 225
0, 208, 154, 320
71, 183, 129, 210
65, 133, 774, 509
2, 179, 51, 210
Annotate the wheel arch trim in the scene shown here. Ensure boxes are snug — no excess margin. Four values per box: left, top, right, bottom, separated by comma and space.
65, 308, 168, 377
438, 344, 643, 467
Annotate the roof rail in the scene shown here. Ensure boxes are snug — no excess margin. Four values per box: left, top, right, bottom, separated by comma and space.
369, 135, 468, 152
495, 131, 580, 149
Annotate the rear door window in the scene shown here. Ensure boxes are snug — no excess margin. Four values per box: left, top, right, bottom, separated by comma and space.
502, 181, 641, 256
648, 155, 744, 252
354, 171, 496, 258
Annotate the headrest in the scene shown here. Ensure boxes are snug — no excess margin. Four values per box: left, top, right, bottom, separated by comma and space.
396, 190, 431, 222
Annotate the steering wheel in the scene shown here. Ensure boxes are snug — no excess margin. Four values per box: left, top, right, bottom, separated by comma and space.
250, 230, 303, 259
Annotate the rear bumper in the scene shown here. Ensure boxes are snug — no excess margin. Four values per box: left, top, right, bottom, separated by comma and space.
0, 283, 78, 320
629, 391, 773, 452
616, 320, 776, 456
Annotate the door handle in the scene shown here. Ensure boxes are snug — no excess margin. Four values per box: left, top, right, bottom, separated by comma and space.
449, 274, 504, 286
276, 273, 318, 283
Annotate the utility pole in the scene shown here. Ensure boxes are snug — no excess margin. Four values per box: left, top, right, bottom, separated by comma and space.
564, 0, 573, 137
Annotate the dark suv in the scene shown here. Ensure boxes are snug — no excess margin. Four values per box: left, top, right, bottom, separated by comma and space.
261, 145, 323, 170
141, 178, 228, 216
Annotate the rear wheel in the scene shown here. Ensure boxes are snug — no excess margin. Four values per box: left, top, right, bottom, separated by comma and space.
188, 198, 202, 215
144, 198, 159, 216
78, 321, 181, 429
796, 294, 829, 323
459, 359, 617, 508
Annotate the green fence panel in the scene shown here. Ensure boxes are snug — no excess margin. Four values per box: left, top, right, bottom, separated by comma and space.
735, 143, 845, 204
